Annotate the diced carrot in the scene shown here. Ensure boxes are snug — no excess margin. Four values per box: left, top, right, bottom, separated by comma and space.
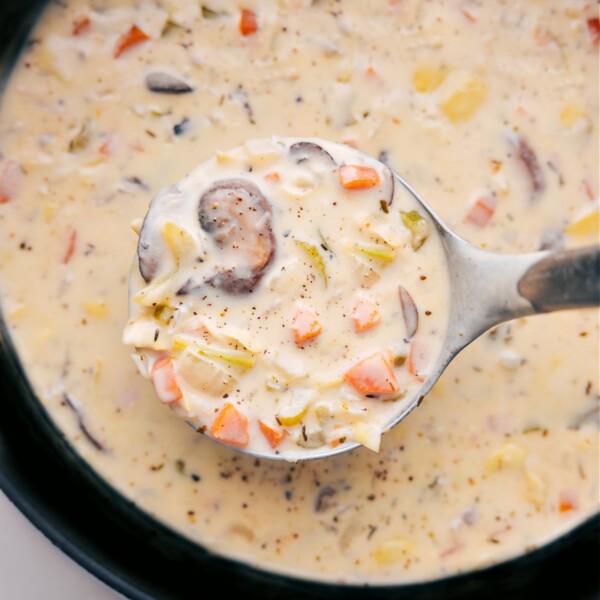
114, 25, 150, 58
583, 179, 595, 201
344, 352, 399, 395
558, 490, 578, 513
258, 420, 286, 448
342, 139, 359, 149
465, 194, 497, 227
264, 171, 280, 182
72, 16, 91, 36
97, 135, 114, 156
364, 67, 382, 83
62, 229, 77, 264
588, 18, 600, 45
240, 8, 258, 36
338, 165, 381, 190
460, 7, 477, 22
407, 341, 427, 381
292, 307, 322, 345
0, 160, 23, 205
211, 403, 249, 447
130, 139, 145, 153
150, 356, 183, 404
352, 297, 381, 332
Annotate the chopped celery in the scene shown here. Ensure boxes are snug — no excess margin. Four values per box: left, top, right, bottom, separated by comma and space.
173, 337, 255, 368
353, 242, 396, 262
400, 210, 429, 251
295, 240, 328, 286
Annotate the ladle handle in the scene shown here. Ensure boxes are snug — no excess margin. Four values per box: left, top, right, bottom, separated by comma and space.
438, 233, 600, 360
518, 246, 600, 312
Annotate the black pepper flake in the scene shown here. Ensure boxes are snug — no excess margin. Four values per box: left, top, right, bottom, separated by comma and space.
191, 473, 201, 482
173, 118, 190, 135
154, 328, 160, 342
284, 490, 293, 500
175, 458, 186, 473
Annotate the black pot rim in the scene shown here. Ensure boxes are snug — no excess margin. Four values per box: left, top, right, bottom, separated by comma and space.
0, 2, 598, 599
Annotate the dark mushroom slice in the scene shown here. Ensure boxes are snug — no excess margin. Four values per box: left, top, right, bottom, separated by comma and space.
138, 185, 188, 282
289, 141, 337, 166
398, 284, 418, 339
511, 133, 545, 201
199, 179, 275, 294
381, 166, 395, 211
145, 71, 195, 94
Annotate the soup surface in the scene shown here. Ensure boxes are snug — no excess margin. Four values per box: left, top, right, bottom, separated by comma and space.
0, 0, 598, 585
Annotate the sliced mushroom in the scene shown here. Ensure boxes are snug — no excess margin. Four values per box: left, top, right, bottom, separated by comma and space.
382, 166, 395, 210
510, 133, 545, 201
199, 179, 275, 294
398, 285, 418, 339
145, 71, 194, 94
289, 141, 337, 166
138, 186, 185, 282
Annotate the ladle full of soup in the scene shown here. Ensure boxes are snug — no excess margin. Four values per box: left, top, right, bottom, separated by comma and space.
123, 136, 599, 461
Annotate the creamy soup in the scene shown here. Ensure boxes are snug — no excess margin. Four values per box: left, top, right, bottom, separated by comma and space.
0, 0, 598, 586
123, 137, 450, 458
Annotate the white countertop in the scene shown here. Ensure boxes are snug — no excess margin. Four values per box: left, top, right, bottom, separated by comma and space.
0, 490, 123, 599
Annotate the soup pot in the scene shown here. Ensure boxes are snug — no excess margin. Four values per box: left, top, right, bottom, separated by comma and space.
0, 2, 598, 598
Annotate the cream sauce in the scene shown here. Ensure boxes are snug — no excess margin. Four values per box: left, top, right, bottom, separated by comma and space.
0, 0, 598, 585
